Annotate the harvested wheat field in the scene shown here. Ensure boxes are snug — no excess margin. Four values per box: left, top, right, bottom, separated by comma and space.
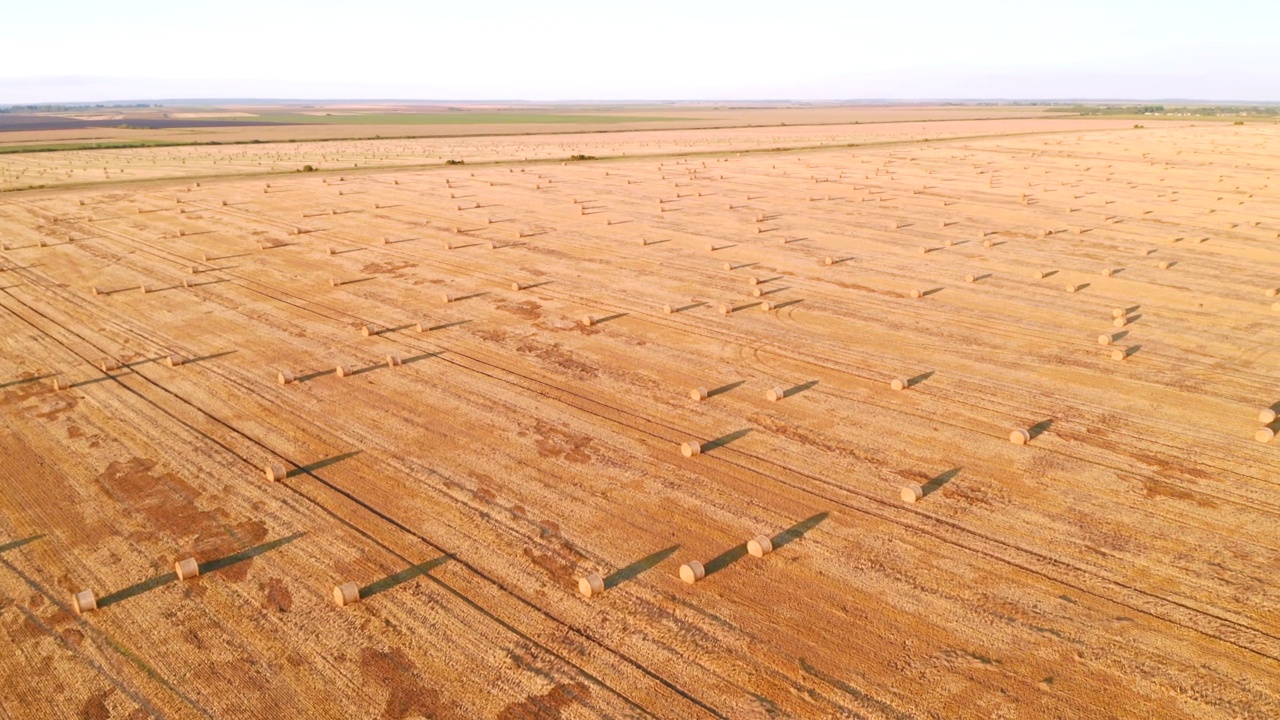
1, 118, 1278, 718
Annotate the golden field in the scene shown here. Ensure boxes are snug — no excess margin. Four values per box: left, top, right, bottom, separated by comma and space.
1, 115, 1278, 718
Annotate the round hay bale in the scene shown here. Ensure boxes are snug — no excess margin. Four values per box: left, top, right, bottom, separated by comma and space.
679, 561, 706, 584
1101, 268, 1113, 277
1033, 270, 1045, 280
441, 292, 454, 303
945, 239, 955, 247
329, 277, 338, 287
386, 354, 402, 368
722, 262, 733, 271
766, 387, 784, 402
163, 355, 184, 368
1113, 317, 1128, 328
890, 378, 907, 391
919, 246, 928, 254
139, 285, 150, 294
360, 324, 373, 337
277, 370, 295, 385
175, 557, 200, 580
265, 462, 287, 482
1111, 308, 1126, 318
760, 300, 774, 311
900, 484, 924, 503
717, 303, 731, 315
823, 257, 834, 266
582, 315, 596, 327
747, 535, 774, 557
52, 377, 68, 392
1259, 408, 1278, 424
750, 288, 763, 298
1158, 261, 1171, 270
690, 387, 708, 401
99, 358, 120, 372
965, 274, 976, 283
510, 282, 522, 291
333, 582, 360, 607
1111, 348, 1127, 361
748, 277, 759, 286
325, 246, 335, 256
90, 286, 102, 296
1266, 288, 1278, 298
680, 441, 701, 457
982, 239, 993, 248
1098, 334, 1113, 346
335, 364, 352, 378
1256, 428, 1275, 444
1010, 428, 1031, 445
578, 574, 605, 598
910, 289, 923, 299
72, 589, 97, 615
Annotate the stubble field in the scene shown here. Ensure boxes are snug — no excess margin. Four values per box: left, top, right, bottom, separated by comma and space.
1, 117, 1278, 719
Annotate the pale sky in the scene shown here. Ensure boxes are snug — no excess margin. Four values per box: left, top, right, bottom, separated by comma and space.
2, 0, 1277, 104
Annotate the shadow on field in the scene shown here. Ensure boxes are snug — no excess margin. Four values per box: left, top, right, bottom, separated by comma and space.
604, 545, 679, 589
97, 533, 304, 608
361, 555, 452, 599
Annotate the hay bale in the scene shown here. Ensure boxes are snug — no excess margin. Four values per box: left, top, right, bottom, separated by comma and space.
890, 378, 907, 391
335, 364, 352, 378
441, 292, 454, 303
661, 304, 674, 314
265, 462, 287, 482
747, 536, 774, 557
1256, 428, 1275, 444
965, 274, 976, 283
679, 561, 706, 584
1111, 348, 1128, 361
945, 239, 955, 247
690, 387, 708, 401
1098, 334, 1113, 346
52, 377, 68, 392
360, 324, 373, 337
1111, 308, 1126, 318
1158, 261, 1171, 270
1259, 408, 1278, 424
582, 315, 596, 327
766, 387, 784, 402
900, 484, 924, 503
680, 441, 701, 457
718, 303, 731, 315
163, 355, 184, 368
1101, 268, 1113, 277
983, 239, 993, 248
90, 286, 101, 296
1033, 271, 1045, 280
1265, 288, 1278, 298
823, 257, 834, 266
99, 358, 120, 372
578, 574, 605, 598
72, 589, 97, 615
1009, 428, 1031, 445
415, 321, 429, 332
910, 289, 923, 299
175, 557, 200, 580
277, 370, 295, 385
760, 300, 774, 311
386, 354, 402, 368
333, 582, 360, 607
1065, 284, 1078, 293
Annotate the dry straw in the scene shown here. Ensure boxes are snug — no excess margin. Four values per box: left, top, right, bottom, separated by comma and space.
747, 536, 774, 557
578, 574, 605, 598
679, 561, 706, 584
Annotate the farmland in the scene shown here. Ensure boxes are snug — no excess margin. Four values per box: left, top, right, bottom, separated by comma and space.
1, 115, 1278, 718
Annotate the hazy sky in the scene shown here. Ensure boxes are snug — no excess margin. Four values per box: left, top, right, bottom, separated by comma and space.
3, 0, 1277, 103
